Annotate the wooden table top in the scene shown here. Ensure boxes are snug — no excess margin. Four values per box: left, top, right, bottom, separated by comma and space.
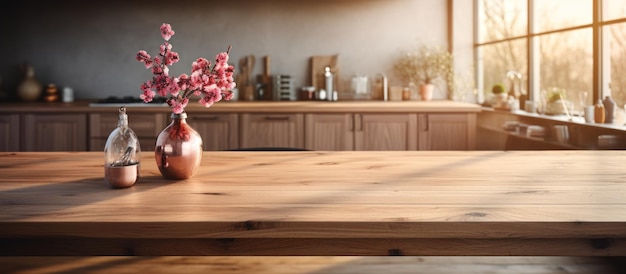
1, 151, 625, 256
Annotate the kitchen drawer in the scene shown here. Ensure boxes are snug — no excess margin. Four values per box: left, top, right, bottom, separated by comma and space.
239, 113, 304, 149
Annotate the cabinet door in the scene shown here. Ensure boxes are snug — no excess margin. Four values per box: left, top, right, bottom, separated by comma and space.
23, 114, 87, 151
0, 114, 20, 151
90, 112, 166, 152
355, 113, 418, 151
418, 113, 476, 150
239, 113, 304, 149
187, 113, 239, 151
304, 113, 354, 151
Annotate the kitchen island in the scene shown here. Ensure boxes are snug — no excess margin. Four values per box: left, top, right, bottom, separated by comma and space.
1, 150, 625, 256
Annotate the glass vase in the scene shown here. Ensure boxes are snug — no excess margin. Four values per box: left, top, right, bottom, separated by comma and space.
155, 112, 203, 180
104, 107, 141, 188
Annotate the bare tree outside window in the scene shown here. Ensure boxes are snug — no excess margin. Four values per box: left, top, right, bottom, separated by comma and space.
539, 29, 593, 111
478, 0, 626, 121
609, 23, 626, 109
478, 0, 527, 101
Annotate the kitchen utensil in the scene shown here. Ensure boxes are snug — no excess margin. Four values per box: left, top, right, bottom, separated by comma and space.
239, 55, 255, 101
311, 55, 339, 93
235, 57, 250, 100
256, 55, 273, 100
273, 74, 296, 101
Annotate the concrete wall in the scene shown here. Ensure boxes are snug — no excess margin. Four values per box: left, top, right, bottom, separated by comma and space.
0, 0, 449, 101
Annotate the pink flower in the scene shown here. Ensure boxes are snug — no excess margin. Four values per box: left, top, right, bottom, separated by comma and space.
168, 97, 189, 114
160, 23, 175, 41
164, 51, 179, 66
136, 23, 235, 114
136, 50, 152, 69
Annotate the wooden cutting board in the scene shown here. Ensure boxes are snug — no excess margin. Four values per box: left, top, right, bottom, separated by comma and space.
235, 55, 256, 101
256, 55, 273, 100
310, 54, 339, 93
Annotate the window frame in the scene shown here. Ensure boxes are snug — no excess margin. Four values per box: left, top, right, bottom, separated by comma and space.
474, 0, 626, 105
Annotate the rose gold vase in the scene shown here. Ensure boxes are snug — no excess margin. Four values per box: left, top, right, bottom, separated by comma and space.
155, 112, 203, 180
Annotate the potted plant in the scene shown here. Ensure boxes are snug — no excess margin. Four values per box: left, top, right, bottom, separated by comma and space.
490, 83, 508, 108
544, 87, 573, 115
393, 44, 454, 101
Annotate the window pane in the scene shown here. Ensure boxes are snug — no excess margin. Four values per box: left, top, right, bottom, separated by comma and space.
478, 0, 527, 43
608, 23, 626, 109
536, 0, 592, 32
539, 29, 593, 112
480, 38, 527, 96
605, 0, 626, 21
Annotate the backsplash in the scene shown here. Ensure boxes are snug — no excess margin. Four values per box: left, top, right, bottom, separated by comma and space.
0, 0, 447, 101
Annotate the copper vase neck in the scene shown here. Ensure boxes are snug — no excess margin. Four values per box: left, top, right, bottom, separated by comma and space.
170, 112, 188, 125
171, 112, 187, 119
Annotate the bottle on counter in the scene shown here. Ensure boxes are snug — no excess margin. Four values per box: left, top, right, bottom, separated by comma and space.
594, 99, 605, 124
324, 66, 333, 102
17, 63, 42, 102
602, 95, 616, 124
104, 107, 141, 188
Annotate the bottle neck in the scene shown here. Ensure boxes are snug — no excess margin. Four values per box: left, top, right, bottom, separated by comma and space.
24, 66, 35, 78
171, 112, 187, 124
118, 113, 128, 127
118, 107, 129, 128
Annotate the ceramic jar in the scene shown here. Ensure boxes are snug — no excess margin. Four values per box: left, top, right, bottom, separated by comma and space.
17, 64, 42, 102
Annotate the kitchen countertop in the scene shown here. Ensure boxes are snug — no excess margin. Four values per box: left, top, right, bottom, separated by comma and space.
0, 100, 481, 113
1, 150, 625, 256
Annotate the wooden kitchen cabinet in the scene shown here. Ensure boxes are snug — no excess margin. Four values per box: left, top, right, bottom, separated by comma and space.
89, 112, 167, 152
0, 114, 20, 151
305, 113, 418, 151
0, 100, 480, 152
304, 113, 354, 150
187, 112, 239, 151
23, 113, 87, 151
418, 113, 476, 150
239, 113, 304, 149
357, 113, 418, 150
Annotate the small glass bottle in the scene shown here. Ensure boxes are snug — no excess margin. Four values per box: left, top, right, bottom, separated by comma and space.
104, 107, 141, 188
594, 99, 605, 124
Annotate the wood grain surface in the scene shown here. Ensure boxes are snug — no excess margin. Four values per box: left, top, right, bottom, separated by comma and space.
1, 151, 625, 256
1, 256, 624, 274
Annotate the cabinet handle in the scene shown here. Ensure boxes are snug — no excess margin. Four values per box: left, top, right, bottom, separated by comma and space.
350, 115, 355, 131
264, 116, 290, 121
190, 116, 219, 121
423, 114, 429, 131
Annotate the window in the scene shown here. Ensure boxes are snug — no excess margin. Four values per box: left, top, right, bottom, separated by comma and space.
476, 0, 626, 118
